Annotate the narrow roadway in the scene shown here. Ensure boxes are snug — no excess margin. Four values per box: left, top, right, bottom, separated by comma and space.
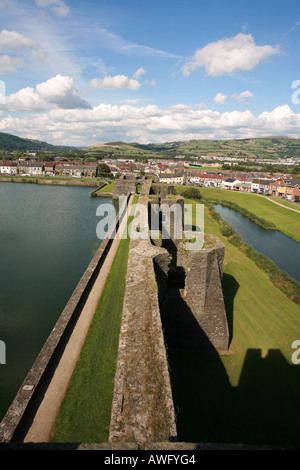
23, 195, 133, 443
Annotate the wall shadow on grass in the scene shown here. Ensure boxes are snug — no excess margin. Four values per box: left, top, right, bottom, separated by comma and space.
154, 258, 300, 449
222, 273, 239, 347
167, 346, 300, 449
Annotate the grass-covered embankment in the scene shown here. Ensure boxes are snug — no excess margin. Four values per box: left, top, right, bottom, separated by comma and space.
176, 186, 300, 243
98, 181, 114, 193
206, 203, 300, 304
169, 198, 300, 448
49, 197, 137, 443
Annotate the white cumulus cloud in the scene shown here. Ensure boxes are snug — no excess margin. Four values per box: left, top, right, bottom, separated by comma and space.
182, 33, 280, 77
232, 90, 254, 103
36, 74, 91, 109
0, 55, 23, 73
1, 102, 299, 147
5, 87, 48, 111
89, 75, 141, 91
133, 67, 146, 79
0, 29, 45, 61
213, 93, 227, 105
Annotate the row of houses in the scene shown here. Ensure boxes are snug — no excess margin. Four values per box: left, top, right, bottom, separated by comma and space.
0, 161, 98, 178
1, 158, 299, 202
158, 171, 300, 202
269, 178, 300, 201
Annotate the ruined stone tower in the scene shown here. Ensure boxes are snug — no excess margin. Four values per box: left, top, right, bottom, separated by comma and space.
177, 234, 229, 354
150, 188, 229, 354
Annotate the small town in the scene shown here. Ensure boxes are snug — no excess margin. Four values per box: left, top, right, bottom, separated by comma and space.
1, 154, 300, 202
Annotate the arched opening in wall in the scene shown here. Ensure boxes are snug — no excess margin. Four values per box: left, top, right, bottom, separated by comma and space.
136, 183, 141, 194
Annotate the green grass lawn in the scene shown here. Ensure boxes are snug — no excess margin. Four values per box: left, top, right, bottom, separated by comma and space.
176, 186, 300, 243
269, 196, 300, 211
168, 199, 300, 447
98, 181, 114, 192
49, 199, 136, 443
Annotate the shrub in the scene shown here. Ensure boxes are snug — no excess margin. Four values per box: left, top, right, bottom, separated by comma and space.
182, 187, 202, 201
219, 221, 235, 237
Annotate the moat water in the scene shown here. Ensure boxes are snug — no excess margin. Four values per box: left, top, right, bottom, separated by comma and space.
0, 182, 115, 421
214, 204, 300, 282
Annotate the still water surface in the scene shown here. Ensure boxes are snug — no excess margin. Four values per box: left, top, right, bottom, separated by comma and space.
214, 204, 300, 282
0, 183, 113, 420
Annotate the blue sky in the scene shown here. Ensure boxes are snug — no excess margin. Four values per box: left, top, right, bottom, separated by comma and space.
0, 0, 299, 146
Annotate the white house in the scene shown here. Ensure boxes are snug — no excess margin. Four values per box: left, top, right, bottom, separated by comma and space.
27, 162, 44, 176
251, 178, 274, 194
159, 173, 185, 185
189, 175, 201, 185
221, 178, 241, 190
0, 161, 18, 175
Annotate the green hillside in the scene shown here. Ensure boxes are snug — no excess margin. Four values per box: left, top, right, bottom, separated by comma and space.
84, 137, 300, 161
0, 132, 77, 153
2, 132, 300, 162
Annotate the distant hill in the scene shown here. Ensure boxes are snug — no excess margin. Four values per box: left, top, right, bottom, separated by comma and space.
85, 137, 300, 161
1, 132, 300, 161
0, 132, 77, 153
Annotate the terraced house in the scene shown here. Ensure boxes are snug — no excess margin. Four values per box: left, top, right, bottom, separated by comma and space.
158, 173, 185, 185
269, 177, 300, 201
0, 161, 18, 175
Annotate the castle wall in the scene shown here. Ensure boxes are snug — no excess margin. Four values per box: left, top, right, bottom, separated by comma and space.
109, 194, 177, 447
177, 234, 229, 353
113, 176, 137, 199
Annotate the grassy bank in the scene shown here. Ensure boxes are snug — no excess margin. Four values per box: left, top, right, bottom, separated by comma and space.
176, 186, 300, 243
169, 199, 300, 447
206, 198, 276, 230
206, 203, 300, 304
49, 197, 137, 443
98, 181, 114, 193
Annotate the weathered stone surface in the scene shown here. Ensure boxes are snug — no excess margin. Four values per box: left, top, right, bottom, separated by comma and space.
109, 195, 177, 447
177, 234, 229, 353
113, 175, 137, 199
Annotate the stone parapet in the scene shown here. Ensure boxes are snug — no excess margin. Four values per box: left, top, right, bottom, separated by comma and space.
109, 195, 178, 447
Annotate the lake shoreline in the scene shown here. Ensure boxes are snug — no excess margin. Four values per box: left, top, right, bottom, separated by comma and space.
210, 203, 300, 301
0, 176, 100, 188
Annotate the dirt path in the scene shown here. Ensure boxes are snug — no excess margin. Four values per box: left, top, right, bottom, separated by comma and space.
258, 195, 300, 213
23, 196, 133, 443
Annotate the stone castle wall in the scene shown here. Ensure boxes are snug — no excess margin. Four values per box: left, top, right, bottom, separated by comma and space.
109, 184, 229, 446
177, 234, 229, 354
113, 175, 137, 199
109, 194, 177, 447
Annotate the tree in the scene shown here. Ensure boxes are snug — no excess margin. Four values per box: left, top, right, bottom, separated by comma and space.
97, 163, 113, 178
